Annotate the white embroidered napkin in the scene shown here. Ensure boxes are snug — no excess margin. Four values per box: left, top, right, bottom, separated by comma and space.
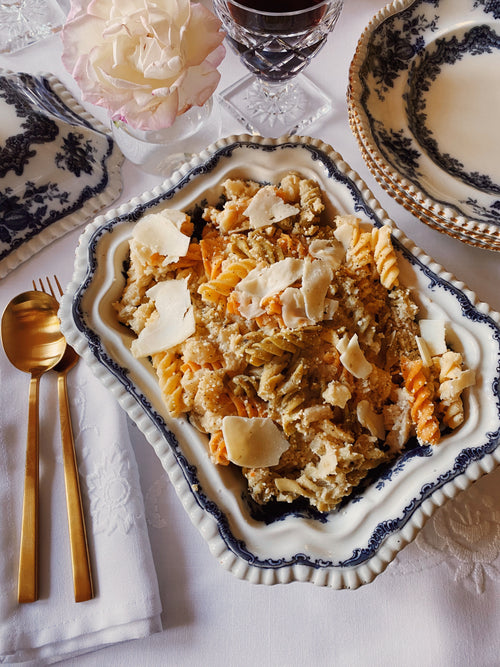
0, 347, 162, 664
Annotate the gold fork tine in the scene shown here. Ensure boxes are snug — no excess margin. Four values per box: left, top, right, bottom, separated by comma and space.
53, 276, 64, 299
44, 277, 56, 300
33, 276, 62, 302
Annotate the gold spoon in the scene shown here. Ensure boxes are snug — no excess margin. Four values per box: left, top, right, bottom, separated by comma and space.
1, 291, 66, 603
53, 344, 94, 602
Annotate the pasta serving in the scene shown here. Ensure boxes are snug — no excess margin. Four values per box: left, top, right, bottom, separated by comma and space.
114, 172, 475, 512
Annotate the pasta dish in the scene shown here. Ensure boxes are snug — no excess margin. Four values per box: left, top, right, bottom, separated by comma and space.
114, 172, 474, 512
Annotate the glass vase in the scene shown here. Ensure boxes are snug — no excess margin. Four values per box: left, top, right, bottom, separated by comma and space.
111, 98, 219, 176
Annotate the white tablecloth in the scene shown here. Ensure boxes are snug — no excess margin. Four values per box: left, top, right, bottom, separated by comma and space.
1, 1, 499, 665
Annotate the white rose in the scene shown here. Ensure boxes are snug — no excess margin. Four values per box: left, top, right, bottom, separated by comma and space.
62, 0, 225, 130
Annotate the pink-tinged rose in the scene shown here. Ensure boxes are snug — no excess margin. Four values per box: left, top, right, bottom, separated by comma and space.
61, 0, 226, 130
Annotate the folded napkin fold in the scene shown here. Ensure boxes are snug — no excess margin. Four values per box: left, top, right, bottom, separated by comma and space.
0, 347, 162, 664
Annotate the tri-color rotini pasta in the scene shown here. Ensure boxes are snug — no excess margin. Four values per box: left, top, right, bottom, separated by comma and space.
114, 172, 475, 512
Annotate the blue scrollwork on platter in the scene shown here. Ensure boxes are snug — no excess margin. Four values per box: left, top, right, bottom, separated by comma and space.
60, 136, 500, 588
0, 69, 123, 278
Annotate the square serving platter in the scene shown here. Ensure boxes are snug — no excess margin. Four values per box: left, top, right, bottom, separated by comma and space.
60, 135, 500, 588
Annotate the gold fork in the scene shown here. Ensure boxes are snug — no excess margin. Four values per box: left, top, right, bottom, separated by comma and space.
34, 276, 94, 602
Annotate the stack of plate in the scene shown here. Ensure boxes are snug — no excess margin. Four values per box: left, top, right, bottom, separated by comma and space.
348, 0, 500, 251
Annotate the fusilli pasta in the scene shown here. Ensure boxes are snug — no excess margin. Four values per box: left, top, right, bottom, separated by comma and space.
114, 172, 475, 512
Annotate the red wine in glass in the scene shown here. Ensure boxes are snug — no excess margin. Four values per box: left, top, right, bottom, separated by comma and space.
237, 0, 322, 9
226, 0, 330, 83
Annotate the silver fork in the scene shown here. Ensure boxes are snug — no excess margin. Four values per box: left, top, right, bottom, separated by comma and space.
33, 276, 94, 602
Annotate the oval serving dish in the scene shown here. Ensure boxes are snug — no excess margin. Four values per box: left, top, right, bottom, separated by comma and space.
60, 135, 500, 588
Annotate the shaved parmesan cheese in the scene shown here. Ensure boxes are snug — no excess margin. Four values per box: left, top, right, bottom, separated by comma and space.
275, 478, 303, 495
222, 416, 290, 468
357, 400, 385, 440
309, 238, 345, 269
313, 449, 339, 477
383, 388, 412, 453
333, 216, 361, 250
238, 258, 304, 298
416, 335, 433, 367
336, 334, 372, 379
131, 278, 195, 358
236, 258, 304, 319
280, 259, 335, 327
419, 319, 447, 356
322, 381, 351, 408
133, 210, 191, 264
244, 186, 299, 229
335, 334, 349, 355
301, 259, 332, 322
333, 223, 353, 250
236, 255, 334, 326
323, 298, 339, 320
234, 291, 265, 319
439, 369, 476, 400
281, 287, 310, 329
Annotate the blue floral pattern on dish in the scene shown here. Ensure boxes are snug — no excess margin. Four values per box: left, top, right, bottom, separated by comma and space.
406, 24, 500, 195
474, 0, 500, 19
0, 70, 123, 276
362, 0, 439, 102
351, 0, 500, 236
66, 138, 500, 574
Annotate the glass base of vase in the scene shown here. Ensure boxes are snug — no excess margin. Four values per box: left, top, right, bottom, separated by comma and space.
111, 99, 221, 177
218, 73, 333, 137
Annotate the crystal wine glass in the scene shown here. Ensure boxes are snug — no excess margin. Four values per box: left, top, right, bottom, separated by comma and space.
213, 0, 344, 137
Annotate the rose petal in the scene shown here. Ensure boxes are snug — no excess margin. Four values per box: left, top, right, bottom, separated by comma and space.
177, 61, 221, 111
184, 4, 226, 66
206, 44, 227, 69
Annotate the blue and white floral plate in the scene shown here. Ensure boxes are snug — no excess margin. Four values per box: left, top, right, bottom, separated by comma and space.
59, 135, 500, 588
348, 97, 500, 250
348, 0, 500, 250
0, 69, 123, 278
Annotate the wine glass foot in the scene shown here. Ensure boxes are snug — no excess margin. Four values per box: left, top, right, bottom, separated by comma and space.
218, 72, 333, 137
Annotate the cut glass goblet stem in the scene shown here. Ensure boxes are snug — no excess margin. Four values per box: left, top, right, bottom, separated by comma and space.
214, 0, 344, 137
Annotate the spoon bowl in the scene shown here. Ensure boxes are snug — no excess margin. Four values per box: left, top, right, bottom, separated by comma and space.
2, 291, 66, 372
1, 290, 66, 602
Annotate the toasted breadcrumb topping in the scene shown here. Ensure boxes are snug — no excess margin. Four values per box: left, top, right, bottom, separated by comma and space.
114, 173, 474, 512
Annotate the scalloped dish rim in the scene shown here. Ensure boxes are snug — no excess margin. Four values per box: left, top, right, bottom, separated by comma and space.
59, 134, 500, 589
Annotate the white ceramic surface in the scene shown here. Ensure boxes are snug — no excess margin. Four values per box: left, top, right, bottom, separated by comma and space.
348, 0, 500, 249
59, 135, 500, 589
348, 94, 500, 250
